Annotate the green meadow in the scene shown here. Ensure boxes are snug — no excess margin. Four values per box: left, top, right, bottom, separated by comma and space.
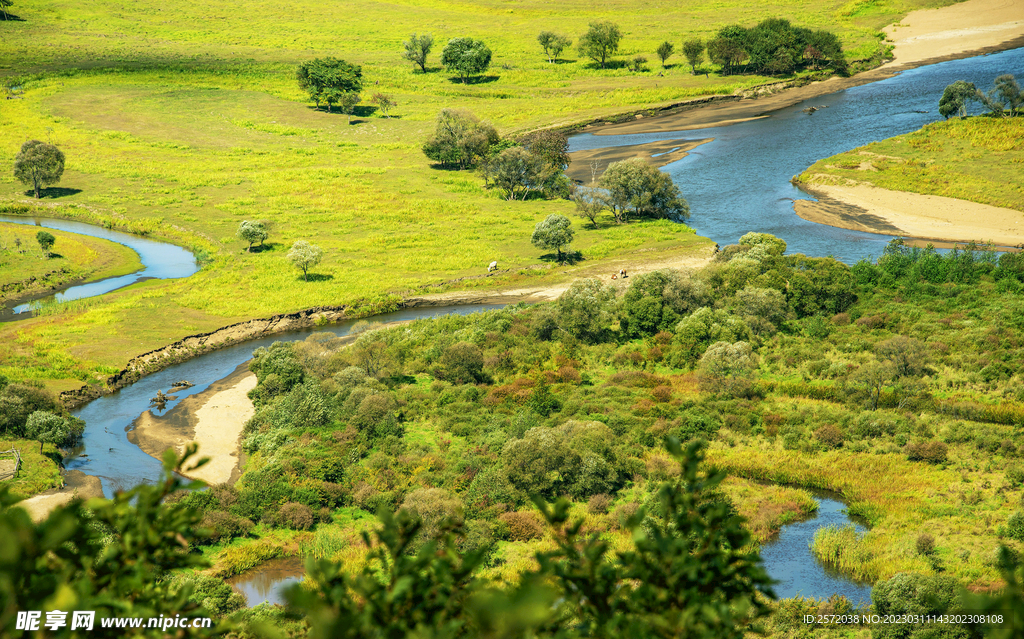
0, 0, 960, 390
798, 116, 1024, 212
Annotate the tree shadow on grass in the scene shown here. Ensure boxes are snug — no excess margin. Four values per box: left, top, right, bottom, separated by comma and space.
582, 60, 628, 70
353, 105, 377, 117
301, 273, 334, 282
539, 250, 584, 266
0, 13, 26, 21
447, 75, 501, 85
24, 187, 82, 199
247, 242, 282, 254
553, 58, 578, 65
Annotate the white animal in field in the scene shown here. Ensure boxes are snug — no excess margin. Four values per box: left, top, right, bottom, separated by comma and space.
488, 260, 498, 272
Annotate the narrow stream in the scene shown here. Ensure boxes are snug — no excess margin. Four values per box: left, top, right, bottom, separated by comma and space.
569, 46, 1024, 264
0, 215, 198, 320
66, 304, 506, 497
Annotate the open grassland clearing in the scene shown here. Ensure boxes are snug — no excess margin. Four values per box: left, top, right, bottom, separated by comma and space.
0, 221, 142, 301
798, 116, 1024, 212
0, 437, 63, 500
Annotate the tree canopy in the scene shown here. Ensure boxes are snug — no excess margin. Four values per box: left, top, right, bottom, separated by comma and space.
13, 140, 65, 199
296, 58, 363, 112
682, 38, 705, 74
599, 158, 690, 223
577, 21, 622, 69
422, 109, 499, 169
482, 147, 549, 200
531, 214, 574, 262
656, 41, 674, 67
237, 220, 268, 252
707, 20, 846, 76
441, 37, 492, 83
939, 80, 979, 119
402, 33, 434, 72
538, 31, 571, 63
288, 240, 324, 281
35, 230, 55, 256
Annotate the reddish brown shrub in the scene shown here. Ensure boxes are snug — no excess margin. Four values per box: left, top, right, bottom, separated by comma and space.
587, 493, 612, 514
651, 385, 673, 403
814, 424, 845, 450
278, 502, 315, 530
904, 440, 948, 464
498, 511, 546, 541
831, 312, 851, 326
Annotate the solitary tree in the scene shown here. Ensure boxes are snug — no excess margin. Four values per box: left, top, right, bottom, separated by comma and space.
296, 58, 363, 111
0, 0, 12, 21
35, 231, 55, 257
288, 240, 324, 281
600, 158, 690, 222
538, 31, 572, 63
656, 41, 675, 67
403, 33, 434, 72
288, 240, 323, 281
371, 92, 396, 118
441, 37, 492, 83
577, 21, 622, 69
13, 140, 65, 199
682, 38, 705, 74
237, 220, 268, 253
531, 214, 574, 263
938, 80, 978, 119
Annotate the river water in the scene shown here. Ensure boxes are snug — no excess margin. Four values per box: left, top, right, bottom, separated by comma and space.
0, 215, 197, 320
569, 46, 1024, 264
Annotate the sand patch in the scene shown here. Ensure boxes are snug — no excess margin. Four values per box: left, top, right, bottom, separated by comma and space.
17, 471, 104, 522
567, 138, 712, 184
883, 0, 1024, 67
128, 364, 257, 485
795, 183, 1024, 247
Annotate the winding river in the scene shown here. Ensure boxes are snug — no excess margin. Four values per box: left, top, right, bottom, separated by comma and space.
39, 47, 1024, 606
569, 46, 1024, 264
0, 215, 198, 320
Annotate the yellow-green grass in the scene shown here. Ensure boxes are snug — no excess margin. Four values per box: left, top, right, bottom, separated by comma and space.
721, 476, 820, 545
706, 436, 1024, 587
0, 438, 63, 500
0, 221, 142, 302
0, 0, 960, 388
797, 116, 1024, 212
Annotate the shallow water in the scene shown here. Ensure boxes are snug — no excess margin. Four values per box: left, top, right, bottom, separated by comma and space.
227, 557, 305, 607
569, 46, 1024, 264
66, 304, 506, 497
760, 493, 873, 605
0, 215, 197, 320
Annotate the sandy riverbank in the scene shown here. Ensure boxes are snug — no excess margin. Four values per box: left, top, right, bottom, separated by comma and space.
566, 138, 712, 184
795, 183, 1024, 248
16, 470, 104, 522
128, 364, 257, 486
580, 0, 1024, 137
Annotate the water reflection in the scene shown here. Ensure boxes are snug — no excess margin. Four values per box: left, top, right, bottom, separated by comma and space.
227, 557, 305, 607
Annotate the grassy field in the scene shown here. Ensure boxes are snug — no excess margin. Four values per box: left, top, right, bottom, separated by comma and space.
797, 116, 1024, 211
0, 437, 63, 499
0, 221, 142, 302
0, 0, 962, 389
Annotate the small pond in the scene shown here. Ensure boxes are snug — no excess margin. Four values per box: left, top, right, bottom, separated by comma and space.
227, 556, 305, 607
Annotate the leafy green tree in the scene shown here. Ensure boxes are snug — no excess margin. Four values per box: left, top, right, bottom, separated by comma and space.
994, 74, 1022, 116
0, 0, 12, 21
804, 29, 847, 73
13, 140, 65, 199
655, 41, 674, 67
0, 445, 233, 637
534, 438, 773, 638
371, 92, 396, 118
871, 572, 962, 639
571, 185, 608, 228
288, 240, 324, 281
531, 214, 574, 262
682, 38, 705, 74
296, 57, 363, 112
599, 158, 689, 223
938, 80, 978, 119
337, 91, 361, 124
441, 37, 492, 83
707, 26, 748, 75
422, 109, 499, 169
557, 278, 616, 342
697, 341, 759, 397
403, 33, 434, 73
578, 21, 622, 69
35, 230, 55, 257
236, 220, 267, 252
630, 55, 648, 72
24, 410, 71, 453
481, 147, 549, 200
519, 129, 570, 170
537, 31, 571, 63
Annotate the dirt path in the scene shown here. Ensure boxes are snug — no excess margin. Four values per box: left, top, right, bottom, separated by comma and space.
795, 184, 1024, 248
128, 364, 256, 485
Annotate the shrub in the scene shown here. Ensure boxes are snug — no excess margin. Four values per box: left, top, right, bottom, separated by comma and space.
915, 533, 936, 556
613, 502, 640, 530
1002, 511, 1024, 542
278, 502, 315, 530
497, 511, 545, 541
814, 424, 844, 450
399, 488, 464, 544
1006, 465, 1024, 487
697, 341, 758, 397
200, 511, 254, 544
587, 493, 612, 514
904, 440, 948, 464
